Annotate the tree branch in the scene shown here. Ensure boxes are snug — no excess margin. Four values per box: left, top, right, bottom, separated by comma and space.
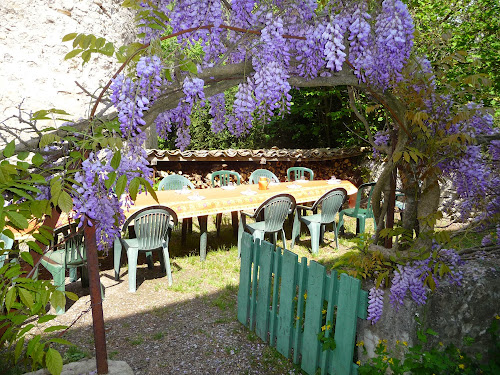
347, 86, 377, 147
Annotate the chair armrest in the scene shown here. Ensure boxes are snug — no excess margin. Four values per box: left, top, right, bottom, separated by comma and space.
240, 210, 255, 219
296, 204, 313, 211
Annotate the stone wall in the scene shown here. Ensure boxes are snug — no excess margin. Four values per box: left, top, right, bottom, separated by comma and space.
0, 0, 136, 143
357, 256, 500, 364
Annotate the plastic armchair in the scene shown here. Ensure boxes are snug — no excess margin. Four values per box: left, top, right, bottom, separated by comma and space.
338, 182, 376, 234
248, 169, 280, 184
157, 174, 195, 243
287, 167, 314, 181
210, 170, 241, 187
0, 233, 15, 268
211, 170, 242, 237
158, 174, 195, 191
291, 188, 346, 254
114, 205, 178, 293
38, 224, 88, 314
238, 193, 296, 256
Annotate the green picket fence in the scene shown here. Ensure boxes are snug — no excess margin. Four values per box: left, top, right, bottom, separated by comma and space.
237, 232, 368, 375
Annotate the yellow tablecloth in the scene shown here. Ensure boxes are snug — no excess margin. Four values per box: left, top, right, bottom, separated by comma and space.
132, 180, 357, 219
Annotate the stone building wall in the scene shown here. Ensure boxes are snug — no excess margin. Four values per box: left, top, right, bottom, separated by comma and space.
357, 257, 500, 364
0, 0, 136, 143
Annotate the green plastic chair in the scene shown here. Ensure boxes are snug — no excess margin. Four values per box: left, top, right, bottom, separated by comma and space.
248, 169, 280, 184
287, 167, 314, 181
157, 174, 195, 241
211, 170, 242, 237
158, 174, 195, 191
210, 170, 241, 187
38, 224, 88, 314
114, 205, 178, 293
238, 193, 296, 256
338, 182, 376, 234
0, 233, 15, 268
291, 188, 347, 254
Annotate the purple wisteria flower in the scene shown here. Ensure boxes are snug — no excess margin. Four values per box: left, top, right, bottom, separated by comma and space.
367, 286, 384, 324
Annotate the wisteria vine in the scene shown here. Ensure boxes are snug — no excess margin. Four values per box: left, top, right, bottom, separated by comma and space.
368, 245, 464, 324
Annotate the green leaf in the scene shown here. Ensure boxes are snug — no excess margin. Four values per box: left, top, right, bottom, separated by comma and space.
95, 37, 106, 49
81, 50, 92, 64
6, 211, 29, 229
17, 323, 35, 339
15, 336, 25, 362
26, 335, 41, 357
164, 69, 172, 82
129, 177, 140, 200
64, 49, 83, 60
18, 287, 34, 310
105, 172, 116, 190
27, 241, 42, 255
69, 151, 82, 159
115, 174, 127, 197
31, 199, 50, 219
5, 287, 16, 311
50, 290, 66, 311
50, 178, 62, 204
110, 151, 121, 170
6, 187, 34, 201
403, 151, 410, 163
58, 191, 73, 213
140, 178, 158, 203
33, 233, 50, 245
48, 338, 73, 346
38, 315, 57, 324
3, 140, 15, 158
39, 134, 61, 148
65, 291, 79, 301
20, 252, 34, 266
180, 60, 198, 74
393, 151, 402, 163
44, 325, 68, 333
45, 348, 63, 375
62, 33, 78, 42
426, 328, 438, 336
17, 151, 30, 160
82, 34, 93, 49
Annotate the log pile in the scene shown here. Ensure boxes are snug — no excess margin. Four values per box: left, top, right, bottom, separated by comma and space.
155, 157, 362, 188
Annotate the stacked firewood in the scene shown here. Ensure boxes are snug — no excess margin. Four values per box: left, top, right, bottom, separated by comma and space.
155, 157, 360, 189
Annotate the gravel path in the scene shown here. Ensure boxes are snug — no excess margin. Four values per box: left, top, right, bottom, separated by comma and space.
45, 258, 300, 375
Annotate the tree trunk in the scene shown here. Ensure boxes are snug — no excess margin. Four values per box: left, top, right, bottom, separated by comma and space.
417, 173, 441, 236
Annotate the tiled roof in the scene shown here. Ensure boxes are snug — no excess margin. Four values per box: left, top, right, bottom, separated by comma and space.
147, 147, 368, 163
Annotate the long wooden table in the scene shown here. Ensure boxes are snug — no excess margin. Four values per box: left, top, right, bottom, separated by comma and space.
133, 180, 358, 260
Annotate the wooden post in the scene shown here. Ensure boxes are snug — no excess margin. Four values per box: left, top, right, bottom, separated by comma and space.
83, 223, 108, 374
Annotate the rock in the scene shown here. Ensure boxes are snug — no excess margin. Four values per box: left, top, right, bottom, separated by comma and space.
357, 257, 500, 364
24, 358, 134, 375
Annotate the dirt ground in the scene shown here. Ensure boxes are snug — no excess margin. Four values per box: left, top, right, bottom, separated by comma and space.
40, 219, 310, 375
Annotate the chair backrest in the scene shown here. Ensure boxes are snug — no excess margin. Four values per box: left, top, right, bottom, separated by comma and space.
352, 182, 376, 216
158, 174, 195, 191
255, 194, 296, 234
287, 167, 314, 181
53, 224, 86, 265
122, 205, 178, 251
311, 188, 347, 224
211, 170, 241, 187
248, 169, 280, 184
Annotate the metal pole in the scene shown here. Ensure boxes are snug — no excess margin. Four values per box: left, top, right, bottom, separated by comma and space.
83, 223, 109, 374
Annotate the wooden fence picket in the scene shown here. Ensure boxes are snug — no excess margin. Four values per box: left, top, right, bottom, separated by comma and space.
255, 240, 274, 341
237, 232, 368, 375
276, 249, 298, 357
